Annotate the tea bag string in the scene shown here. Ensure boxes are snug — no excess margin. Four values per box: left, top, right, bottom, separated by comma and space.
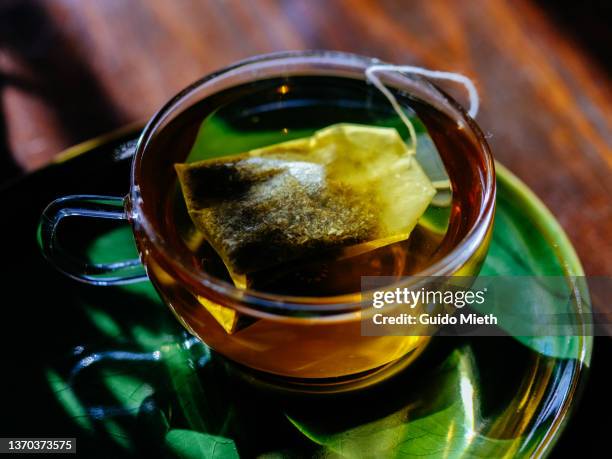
365, 65, 479, 155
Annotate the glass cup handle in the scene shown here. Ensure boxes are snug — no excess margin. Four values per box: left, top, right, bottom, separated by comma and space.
39, 195, 148, 286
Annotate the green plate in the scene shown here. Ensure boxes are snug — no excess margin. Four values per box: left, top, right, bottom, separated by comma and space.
0, 128, 591, 458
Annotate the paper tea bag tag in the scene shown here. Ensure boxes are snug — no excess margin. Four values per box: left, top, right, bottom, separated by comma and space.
175, 124, 436, 279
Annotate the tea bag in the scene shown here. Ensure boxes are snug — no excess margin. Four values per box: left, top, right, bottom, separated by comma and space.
364, 63, 481, 208
176, 124, 436, 288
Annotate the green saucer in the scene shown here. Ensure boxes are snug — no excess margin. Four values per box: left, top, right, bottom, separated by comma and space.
2, 129, 591, 458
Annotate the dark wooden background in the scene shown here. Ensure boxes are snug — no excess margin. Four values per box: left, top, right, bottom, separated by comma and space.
0, 0, 610, 276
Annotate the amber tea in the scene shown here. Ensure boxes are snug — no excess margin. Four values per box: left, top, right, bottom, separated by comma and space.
139, 75, 490, 382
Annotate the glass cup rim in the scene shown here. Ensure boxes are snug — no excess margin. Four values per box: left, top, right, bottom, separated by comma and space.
129, 50, 496, 316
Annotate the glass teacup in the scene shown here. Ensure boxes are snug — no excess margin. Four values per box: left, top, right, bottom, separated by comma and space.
40, 51, 495, 392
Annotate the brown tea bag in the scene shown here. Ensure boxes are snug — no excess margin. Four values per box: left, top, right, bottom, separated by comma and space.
176, 124, 436, 284
176, 124, 435, 334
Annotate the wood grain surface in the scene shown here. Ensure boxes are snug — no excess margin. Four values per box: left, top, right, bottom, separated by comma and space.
0, 0, 610, 275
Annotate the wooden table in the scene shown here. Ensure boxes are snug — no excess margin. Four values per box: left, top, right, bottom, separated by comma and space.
1, 0, 610, 276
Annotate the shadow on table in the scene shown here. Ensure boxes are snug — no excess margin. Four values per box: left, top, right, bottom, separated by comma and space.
0, 0, 125, 185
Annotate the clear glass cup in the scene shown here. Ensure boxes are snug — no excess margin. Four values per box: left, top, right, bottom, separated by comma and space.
40, 51, 496, 392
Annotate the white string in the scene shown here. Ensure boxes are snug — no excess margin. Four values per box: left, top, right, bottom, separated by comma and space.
365, 65, 480, 154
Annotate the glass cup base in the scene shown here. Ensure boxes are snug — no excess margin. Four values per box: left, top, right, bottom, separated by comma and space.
217, 339, 430, 395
